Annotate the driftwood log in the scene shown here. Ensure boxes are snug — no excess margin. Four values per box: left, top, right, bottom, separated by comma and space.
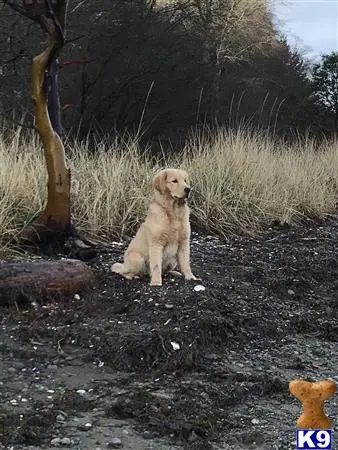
0, 258, 94, 305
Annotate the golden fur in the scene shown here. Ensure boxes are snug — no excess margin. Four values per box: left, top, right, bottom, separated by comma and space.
111, 168, 198, 286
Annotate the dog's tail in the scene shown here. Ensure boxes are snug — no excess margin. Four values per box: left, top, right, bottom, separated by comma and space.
111, 262, 124, 274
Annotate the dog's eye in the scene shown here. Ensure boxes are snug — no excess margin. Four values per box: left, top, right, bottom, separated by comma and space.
172, 179, 178, 183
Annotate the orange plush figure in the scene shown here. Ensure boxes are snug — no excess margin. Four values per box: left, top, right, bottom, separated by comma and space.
289, 379, 336, 429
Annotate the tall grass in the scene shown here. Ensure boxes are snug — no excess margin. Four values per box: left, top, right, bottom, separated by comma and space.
0, 126, 337, 255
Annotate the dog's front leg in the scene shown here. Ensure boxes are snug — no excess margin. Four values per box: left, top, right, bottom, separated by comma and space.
178, 239, 198, 281
149, 244, 163, 286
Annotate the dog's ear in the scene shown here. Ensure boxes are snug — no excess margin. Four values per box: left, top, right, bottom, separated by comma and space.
152, 170, 167, 193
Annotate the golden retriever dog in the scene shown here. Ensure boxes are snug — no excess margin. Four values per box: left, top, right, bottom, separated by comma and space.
111, 168, 198, 286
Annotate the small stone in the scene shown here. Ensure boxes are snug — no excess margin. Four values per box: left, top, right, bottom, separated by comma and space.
251, 418, 260, 424
194, 285, 205, 292
142, 430, 158, 440
74, 294, 81, 300
56, 414, 66, 422
165, 304, 174, 309
287, 289, 295, 295
51, 437, 61, 446
61, 437, 71, 445
78, 422, 93, 431
47, 364, 58, 372
76, 389, 86, 395
170, 341, 180, 351
7, 367, 16, 373
106, 437, 123, 448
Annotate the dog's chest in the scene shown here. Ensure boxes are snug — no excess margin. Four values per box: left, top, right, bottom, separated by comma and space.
161, 218, 188, 249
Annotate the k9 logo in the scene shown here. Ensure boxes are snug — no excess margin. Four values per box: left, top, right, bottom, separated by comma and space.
296, 429, 333, 449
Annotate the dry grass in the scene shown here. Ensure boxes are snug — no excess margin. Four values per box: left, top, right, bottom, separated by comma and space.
0, 126, 337, 255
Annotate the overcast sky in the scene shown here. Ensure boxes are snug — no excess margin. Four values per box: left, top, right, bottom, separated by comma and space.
271, 0, 338, 62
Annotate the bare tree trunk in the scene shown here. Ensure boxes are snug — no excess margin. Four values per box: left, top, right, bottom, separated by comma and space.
47, 57, 62, 136
18, 0, 71, 246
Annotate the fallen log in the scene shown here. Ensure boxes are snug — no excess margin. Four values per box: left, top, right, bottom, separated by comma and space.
0, 258, 94, 305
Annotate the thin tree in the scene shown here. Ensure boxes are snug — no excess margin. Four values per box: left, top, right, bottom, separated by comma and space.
4, 0, 71, 246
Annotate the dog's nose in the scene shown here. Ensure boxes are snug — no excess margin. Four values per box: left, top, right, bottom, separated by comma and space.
184, 187, 191, 194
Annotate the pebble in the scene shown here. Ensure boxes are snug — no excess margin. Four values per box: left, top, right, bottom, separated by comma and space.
47, 364, 58, 372
50, 437, 61, 446
36, 384, 45, 392
142, 430, 158, 439
50, 436, 74, 446
287, 289, 295, 296
56, 413, 66, 422
106, 437, 123, 448
170, 341, 180, 351
76, 389, 86, 395
78, 422, 93, 431
194, 285, 206, 292
251, 418, 260, 424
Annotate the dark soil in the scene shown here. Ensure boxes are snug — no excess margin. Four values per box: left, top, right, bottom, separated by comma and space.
1, 216, 337, 449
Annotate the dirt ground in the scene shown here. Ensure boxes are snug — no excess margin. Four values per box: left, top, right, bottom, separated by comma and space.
0, 216, 337, 450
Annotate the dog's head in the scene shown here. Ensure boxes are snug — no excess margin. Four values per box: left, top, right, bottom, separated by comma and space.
152, 168, 191, 200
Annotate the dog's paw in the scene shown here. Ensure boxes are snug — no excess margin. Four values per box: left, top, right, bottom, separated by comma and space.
168, 270, 183, 277
111, 262, 123, 273
184, 274, 200, 281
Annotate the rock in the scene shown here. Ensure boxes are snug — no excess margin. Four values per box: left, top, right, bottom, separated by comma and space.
56, 413, 66, 422
170, 341, 180, 350
251, 418, 260, 424
287, 289, 295, 296
142, 430, 158, 440
78, 422, 93, 431
194, 285, 206, 292
76, 389, 86, 395
106, 437, 123, 448
36, 384, 45, 392
61, 437, 71, 445
47, 364, 58, 372
51, 437, 61, 446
